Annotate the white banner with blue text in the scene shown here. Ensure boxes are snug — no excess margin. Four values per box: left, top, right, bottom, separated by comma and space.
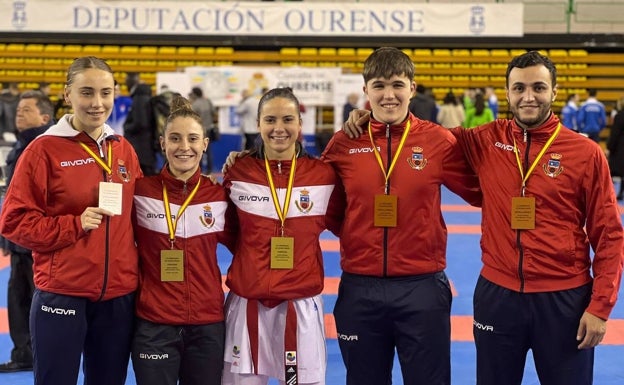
1, 1, 524, 37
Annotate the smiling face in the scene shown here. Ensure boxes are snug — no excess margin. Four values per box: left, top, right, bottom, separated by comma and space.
258, 96, 301, 160
506, 64, 557, 130
64, 68, 114, 136
364, 74, 415, 125
160, 116, 208, 181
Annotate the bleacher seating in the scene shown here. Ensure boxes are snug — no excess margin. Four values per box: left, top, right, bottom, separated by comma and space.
1, 44, 624, 120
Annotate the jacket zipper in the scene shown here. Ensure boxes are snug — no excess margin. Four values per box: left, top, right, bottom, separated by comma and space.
182, 180, 190, 321
383, 124, 390, 277
516, 129, 530, 292
266, 160, 283, 297
277, 160, 283, 238
97, 138, 110, 301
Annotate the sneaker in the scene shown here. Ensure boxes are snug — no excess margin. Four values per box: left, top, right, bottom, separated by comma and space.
0, 360, 33, 372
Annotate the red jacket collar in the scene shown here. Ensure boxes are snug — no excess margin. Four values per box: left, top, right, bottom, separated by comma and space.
369, 113, 414, 136
160, 166, 202, 192
510, 112, 561, 142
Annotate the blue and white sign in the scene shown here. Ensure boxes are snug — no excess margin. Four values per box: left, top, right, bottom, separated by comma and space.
1, 1, 524, 36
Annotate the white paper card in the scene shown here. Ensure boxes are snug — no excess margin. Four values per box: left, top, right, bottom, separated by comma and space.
98, 182, 123, 215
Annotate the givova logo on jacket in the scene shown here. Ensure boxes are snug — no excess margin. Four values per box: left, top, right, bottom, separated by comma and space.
543, 153, 564, 178
231, 181, 333, 219
407, 146, 427, 170
59, 157, 95, 167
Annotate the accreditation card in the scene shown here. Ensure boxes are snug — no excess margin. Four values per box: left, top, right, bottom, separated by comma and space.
374, 194, 397, 227
161, 249, 184, 281
98, 181, 122, 215
271, 237, 294, 269
511, 196, 535, 229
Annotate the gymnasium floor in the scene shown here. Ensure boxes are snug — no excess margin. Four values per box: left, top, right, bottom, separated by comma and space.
1, 186, 623, 384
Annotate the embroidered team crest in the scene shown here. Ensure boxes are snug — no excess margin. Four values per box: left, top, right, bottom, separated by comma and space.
117, 160, 130, 182
407, 146, 427, 170
199, 205, 215, 228
285, 351, 297, 365
543, 153, 564, 178
294, 188, 313, 213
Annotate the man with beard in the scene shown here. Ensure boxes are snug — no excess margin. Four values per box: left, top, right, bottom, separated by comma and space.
343, 50, 623, 385
453, 50, 623, 385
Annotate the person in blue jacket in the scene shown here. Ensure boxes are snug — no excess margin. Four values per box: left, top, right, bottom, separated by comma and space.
577, 89, 607, 142
560, 93, 579, 131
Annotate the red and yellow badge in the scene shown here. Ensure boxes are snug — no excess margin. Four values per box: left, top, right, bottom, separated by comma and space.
407, 146, 427, 170
294, 188, 313, 213
543, 153, 564, 178
199, 205, 215, 228
117, 159, 131, 182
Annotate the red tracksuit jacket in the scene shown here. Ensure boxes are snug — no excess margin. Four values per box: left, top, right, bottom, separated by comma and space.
133, 167, 233, 324
223, 150, 344, 301
0, 115, 142, 301
322, 113, 481, 277
454, 113, 624, 320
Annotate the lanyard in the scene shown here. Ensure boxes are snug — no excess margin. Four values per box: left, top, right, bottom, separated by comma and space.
513, 123, 561, 196
265, 153, 296, 236
162, 178, 201, 248
79, 141, 112, 175
367, 120, 411, 194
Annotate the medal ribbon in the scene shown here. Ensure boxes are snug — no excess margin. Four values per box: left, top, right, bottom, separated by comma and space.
367, 120, 411, 194
162, 178, 201, 247
513, 123, 561, 196
79, 141, 112, 175
265, 153, 297, 236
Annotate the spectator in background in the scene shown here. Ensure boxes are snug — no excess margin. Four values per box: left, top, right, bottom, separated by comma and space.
342, 92, 360, 123
36, 82, 51, 98
561, 93, 580, 131
484, 86, 499, 119
0, 82, 21, 139
607, 96, 624, 200
609, 98, 622, 127
188, 87, 217, 173
408, 84, 437, 122
578, 88, 607, 142
436, 91, 465, 128
107, 80, 132, 136
0, 91, 54, 373
235, 88, 261, 150
463, 93, 495, 128
124, 72, 157, 175
463, 87, 477, 111
151, 85, 178, 172
159, 84, 171, 95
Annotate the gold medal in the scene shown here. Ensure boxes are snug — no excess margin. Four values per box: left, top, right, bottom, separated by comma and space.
511, 196, 536, 229
161, 249, 184, 281
270, 236, 294, 269
374, 194, 398, 227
